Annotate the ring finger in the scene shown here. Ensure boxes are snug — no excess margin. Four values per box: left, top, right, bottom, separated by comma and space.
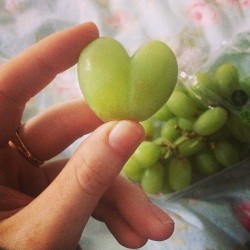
12, 98, 102, 163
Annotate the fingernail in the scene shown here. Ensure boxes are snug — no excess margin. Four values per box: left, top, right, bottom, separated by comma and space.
109, 120, 144, 156
150, 202, 175, 225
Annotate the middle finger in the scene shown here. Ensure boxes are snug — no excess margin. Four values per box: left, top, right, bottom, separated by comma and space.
12, 99, 102, 162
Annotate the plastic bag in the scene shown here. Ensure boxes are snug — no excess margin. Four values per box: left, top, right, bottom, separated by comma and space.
120, 30, 250, 249
123, 30, 250, 196
146, 31, 250, 250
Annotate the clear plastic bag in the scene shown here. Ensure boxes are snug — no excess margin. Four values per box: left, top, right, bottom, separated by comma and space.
146, 31, 250, 250
127, 31, 250, 197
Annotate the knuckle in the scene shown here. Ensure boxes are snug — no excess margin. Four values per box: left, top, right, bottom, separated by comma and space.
74, 153, 112, 197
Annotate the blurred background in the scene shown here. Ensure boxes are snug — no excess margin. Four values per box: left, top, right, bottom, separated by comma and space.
1, 0, 250, 249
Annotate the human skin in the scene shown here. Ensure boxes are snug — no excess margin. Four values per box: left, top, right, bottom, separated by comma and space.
0, 22, 174, 250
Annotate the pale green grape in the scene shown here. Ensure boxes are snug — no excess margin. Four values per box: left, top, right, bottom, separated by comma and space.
161, 177, 172, 194
192, 73, 222, 106
153, 103, 174, 121
186, 85, 208, 110
194, 149, 220, 176
122, 157, 144, 182
227, 113, 250, 143
178, 117, 194, 132
153, 137, 172, 158
78, 37, 178, 121
208, 127, 230, 141
196, 72, 218, 92
213, 140, 239, 167
167, 91, 198, 118
215, 63, 239, 98
177, 137, 206, 157
168, 158, 192, 191
165, 117, 179, 126
161, 121, 181, 143
194, 107, 228, 136
161, 183, 172, 194
141, 162, 164, 194
161, 159, 173, 194
174, 83, 188, 94
140, 119, 154, 140
153, 136, 167, 145
133, 141, 161, 168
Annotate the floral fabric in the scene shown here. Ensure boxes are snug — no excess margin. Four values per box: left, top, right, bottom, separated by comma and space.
0, 1, 250, 249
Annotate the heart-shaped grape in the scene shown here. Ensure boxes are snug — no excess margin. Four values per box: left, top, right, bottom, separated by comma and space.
77, 37, 178, 121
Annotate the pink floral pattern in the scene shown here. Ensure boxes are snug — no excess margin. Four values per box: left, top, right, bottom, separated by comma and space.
241, 0, 250, 7
106, 11, 129, 30
188, 0, 220, 25
4, 0, 18, 14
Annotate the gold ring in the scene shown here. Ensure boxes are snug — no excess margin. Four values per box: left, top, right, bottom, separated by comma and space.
8, 125, 44, 166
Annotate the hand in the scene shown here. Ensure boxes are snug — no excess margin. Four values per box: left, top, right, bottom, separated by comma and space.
0, 22, 174, 250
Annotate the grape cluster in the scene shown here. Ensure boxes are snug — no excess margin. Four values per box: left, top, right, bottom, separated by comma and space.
122, 63, 250, 195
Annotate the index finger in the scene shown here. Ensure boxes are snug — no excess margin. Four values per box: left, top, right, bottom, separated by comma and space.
0, 22, 99, 103
0, 22, 99, 145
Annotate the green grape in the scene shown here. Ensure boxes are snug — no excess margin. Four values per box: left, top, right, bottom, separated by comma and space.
165, 117, 179, 126
196, 72, 219, 92
178, 117, 194, 132
227, 113, 250, 142
215, 63, 239, 98
153, 103, 174, 121
122, 157, 144, 182
78, 37, 178, 122
160, 158, 173, 194
140, 119, 154, 140
167, 91, 198, 118
153, 136, 167, 145
161, 126, 181, 142
168, 158, 192, 191
191, 76, 222, 106
213, 140, 239, 167
161, 118, 181, 142
141, 162, 164, 194
161, 169, 172, 194
193, 107, 228, 136
177, 137, 206, 157
186, 87, 209, 110
174, 82, 188, 94
208, 127, 230, 141
194, 149, 220, 176
194, 86, 221, 108
133, 141, 161, 168
153, 137, 172, 158
161, 183, 172, 194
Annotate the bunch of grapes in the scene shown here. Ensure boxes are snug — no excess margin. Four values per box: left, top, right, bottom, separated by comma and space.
122, 63, 250, 195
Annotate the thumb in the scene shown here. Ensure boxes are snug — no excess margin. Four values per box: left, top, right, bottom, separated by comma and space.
4, 121, 144, 249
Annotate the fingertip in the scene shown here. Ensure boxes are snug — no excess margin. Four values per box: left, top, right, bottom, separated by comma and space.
108, 120, 145, 157
105, 177, 174, 244
83, 21, 100, 37
147, 203, 175, 241
153, 220, 175, 241
119, 236, 148, 250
